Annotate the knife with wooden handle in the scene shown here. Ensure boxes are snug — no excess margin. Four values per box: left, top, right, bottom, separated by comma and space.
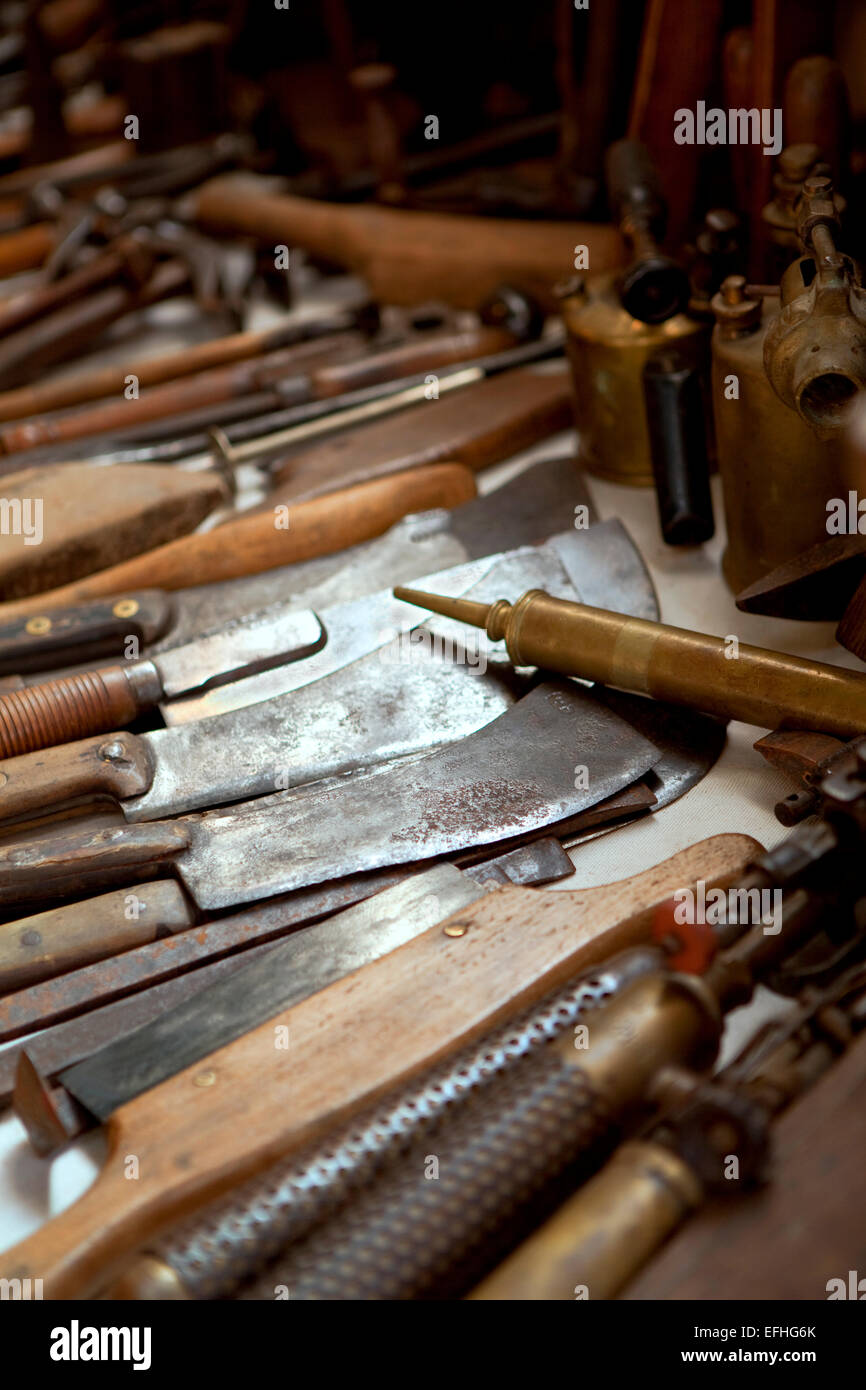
0, 598, 326, 757
0, 462, 477, 618
0, 834, 759, 1298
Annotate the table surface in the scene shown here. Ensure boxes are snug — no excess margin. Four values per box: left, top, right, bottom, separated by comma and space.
0, 323, 855, 1264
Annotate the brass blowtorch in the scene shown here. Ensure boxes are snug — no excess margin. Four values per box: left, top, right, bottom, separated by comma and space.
393, 585, 866, 738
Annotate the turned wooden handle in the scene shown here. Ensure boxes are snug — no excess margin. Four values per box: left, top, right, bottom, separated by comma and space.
0, 730, 156, 823
309, 326, 516, 398
193, 177, 625, 311
0, 331, 364, 454
0, 222, 54, 278
0, 833, 761, 1297
0, 664, 153, 758
0, 879, 193, 991
0, 463, 477, 617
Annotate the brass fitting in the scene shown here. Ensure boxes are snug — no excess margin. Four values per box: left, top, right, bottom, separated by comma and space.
763, 176, 866, 435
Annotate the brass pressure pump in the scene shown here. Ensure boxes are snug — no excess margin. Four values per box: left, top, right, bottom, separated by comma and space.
393, 586, 866, 739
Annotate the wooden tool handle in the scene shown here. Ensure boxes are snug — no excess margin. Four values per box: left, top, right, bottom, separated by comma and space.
0, 321, 320, 424
0, 730, 156, 824
0, 818, 189, 904
309, 326, 516, 398
269, 367, 572, 499
0, 834, 760, 1297
0, 463, 477, 618
0, 222, 54, 278
193, 177, 624, 311
0, 591, 173, 675
0, 331, 364, 454
836, 576, 866, 661
0, 664, 155, 758
0, 880, 193, 992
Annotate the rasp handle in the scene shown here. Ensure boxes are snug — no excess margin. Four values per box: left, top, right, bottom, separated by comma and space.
0, 662, 161, 758
0, 836, 757, 1298
0, 730, 156, 824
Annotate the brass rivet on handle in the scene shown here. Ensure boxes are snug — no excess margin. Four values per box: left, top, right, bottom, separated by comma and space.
443, 921, 469, 938
113, 599, 140, 618
25, 616, 51, 634
193, 1069, 217, 1088
0, 773, 7, 788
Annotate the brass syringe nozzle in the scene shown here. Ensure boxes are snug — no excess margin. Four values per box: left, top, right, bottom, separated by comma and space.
393, 587, 515, 642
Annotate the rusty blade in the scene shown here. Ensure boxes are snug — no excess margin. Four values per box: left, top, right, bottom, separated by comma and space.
43, 844, 572, 1124
0, 837, 574, 1046
0, 677, 660, 908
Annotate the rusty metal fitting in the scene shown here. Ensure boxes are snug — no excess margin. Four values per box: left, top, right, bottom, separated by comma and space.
762, 183, 866, 435
711, 275, 762, 337
797, 175, 842, 249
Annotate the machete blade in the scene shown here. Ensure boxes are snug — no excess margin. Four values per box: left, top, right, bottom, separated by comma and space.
127, 542, 583, 819
162, 517, 654, 723
57, 863, 494, 1121
174, 678, 660, 911
149, 456, 595, 652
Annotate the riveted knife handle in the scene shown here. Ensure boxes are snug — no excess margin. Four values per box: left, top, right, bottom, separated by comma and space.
0, 879, 194, 991
0, 730, 156, 823
0, 591, 174, 676
0, 662, 162, 758
0, 819, 191, 904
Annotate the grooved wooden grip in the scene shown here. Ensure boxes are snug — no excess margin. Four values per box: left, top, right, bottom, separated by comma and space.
0, 665, 141, 757
0, 463, 478, 617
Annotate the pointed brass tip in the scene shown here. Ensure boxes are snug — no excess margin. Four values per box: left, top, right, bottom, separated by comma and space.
393, 586, 494, 631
